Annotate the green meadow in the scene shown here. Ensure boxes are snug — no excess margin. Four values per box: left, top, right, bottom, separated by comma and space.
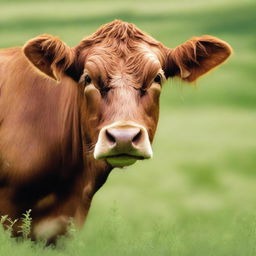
0, 0, 256, 255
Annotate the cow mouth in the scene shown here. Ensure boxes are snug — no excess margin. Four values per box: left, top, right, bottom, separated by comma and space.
104, 154, 145, 167
106, 154, 145, 160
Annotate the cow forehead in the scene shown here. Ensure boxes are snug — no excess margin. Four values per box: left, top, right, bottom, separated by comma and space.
84, 43, 163, 84
137, 44, 163, 63
86, 43, 162, 65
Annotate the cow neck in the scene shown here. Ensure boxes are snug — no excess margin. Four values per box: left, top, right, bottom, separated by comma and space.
76, 88, 113, 197
58, 78, 83, 169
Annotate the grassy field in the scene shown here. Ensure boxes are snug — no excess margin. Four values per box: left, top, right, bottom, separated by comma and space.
0, 0, 256, 255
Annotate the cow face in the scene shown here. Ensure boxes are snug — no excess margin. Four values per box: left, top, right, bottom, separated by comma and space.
23, 20, 232, 168
79, 45, 164, 167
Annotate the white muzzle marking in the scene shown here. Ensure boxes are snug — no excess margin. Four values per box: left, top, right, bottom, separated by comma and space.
94, 121, 152, 167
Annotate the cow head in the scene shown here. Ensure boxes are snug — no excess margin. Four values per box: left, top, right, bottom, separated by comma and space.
23, 20, 232, 168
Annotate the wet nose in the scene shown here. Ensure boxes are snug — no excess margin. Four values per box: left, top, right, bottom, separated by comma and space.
105, 127, 142, 149
94, 122, 153, 165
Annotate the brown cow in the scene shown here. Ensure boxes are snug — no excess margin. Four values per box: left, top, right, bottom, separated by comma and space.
0, 20, 232, 242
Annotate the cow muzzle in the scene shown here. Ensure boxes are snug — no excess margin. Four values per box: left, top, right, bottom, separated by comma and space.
94, 122, 153, 167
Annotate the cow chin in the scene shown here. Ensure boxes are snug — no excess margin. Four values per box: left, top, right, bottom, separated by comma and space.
106, 156, 138, 168
93, 121, 153, 168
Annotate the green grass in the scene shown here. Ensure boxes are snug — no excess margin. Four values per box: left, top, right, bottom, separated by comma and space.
0, 0, 256, 255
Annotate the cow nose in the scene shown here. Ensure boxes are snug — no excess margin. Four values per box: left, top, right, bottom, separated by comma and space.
105, 127, 142, 148
94, 122, 153, 167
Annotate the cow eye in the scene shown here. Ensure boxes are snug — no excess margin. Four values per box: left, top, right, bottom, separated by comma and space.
154, 74, 162, 84
84, 75, 92, 85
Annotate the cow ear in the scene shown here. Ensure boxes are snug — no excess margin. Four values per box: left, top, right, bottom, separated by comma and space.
23, 34, 74, 81
166, 36, 232, 82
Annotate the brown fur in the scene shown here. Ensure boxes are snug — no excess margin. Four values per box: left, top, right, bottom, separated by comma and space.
167, 35, 232, 81
24, 34, 74, 81
0, 20, 232, 242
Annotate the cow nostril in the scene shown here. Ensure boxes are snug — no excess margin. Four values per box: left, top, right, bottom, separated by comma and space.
105, 129, 116, 145
105, 127, 143, 147
132, 130, 142, 145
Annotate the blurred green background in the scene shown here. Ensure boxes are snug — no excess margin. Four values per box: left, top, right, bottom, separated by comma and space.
0, 0, 256, 255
